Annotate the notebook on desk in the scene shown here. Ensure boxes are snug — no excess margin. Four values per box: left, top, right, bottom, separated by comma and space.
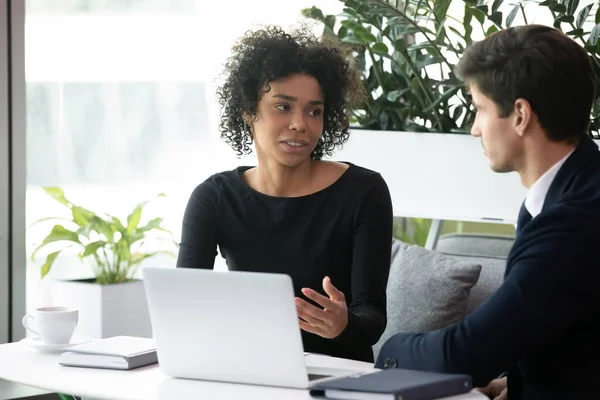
309, 368, 473, 400
59, 336, 157, 370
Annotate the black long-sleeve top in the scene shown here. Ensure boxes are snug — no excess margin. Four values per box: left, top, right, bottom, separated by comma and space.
176, 162, 393, 362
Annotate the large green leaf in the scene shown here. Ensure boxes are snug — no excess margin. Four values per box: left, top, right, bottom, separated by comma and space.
549, 3, 567, 13
486, 25, 500, 36
90, 216, 115, 243
357, 29, 377, 43
394, 38, 407, 52
556, 14, 575, 23
31, 225, 81, 261
433, 0, 451, 22
566, 28, 584, 36
474, 4, 488, 14
488, 11, 503, 26
40, 250, 61, 278
372, 42, 389, 54
342, 7, 357, 17
42, 187, 70, 206
470, 7, 486, 24
463, 5, 473, 42
81, 241, 107, 257
589, 23, 600, 46
567, 0, 580, 17
341, 35, 368, 46
506, 4, 520, 27
111, 216, 126, 234
576, 4, 593, 28
491, 0, 504, 12
71, 205, 94, 228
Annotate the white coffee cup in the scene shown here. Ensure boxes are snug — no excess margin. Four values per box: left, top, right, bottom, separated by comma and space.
22, 306, 78, 345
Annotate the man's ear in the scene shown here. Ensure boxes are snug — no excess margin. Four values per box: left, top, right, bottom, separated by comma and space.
513, 98, 533, 137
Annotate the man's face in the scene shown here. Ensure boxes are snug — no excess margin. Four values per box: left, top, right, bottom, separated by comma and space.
469, 84, 522, 173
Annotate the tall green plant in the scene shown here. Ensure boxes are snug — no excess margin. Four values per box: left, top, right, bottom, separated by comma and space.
304, 0, 472, 133
30, 187, 178, 284
303, 0, 600, 137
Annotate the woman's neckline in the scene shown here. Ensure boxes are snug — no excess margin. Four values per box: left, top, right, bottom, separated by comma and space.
235, 162, 354, 200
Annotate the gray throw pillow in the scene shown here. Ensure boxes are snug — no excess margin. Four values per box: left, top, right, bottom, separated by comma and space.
373, 239, 482, 359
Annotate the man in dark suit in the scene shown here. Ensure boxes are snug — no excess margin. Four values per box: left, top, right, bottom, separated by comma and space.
376, 25, 600, 400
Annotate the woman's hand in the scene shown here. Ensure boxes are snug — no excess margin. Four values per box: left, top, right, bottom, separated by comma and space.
476, 377, 507, 400
295, 276, 348, 339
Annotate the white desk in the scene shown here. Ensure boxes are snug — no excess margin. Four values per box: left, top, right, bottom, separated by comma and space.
0, 342, 487, 400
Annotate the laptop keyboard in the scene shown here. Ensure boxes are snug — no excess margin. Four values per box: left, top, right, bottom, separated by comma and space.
308, 373, 332, 381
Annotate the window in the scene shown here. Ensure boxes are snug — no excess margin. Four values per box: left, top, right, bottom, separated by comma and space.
25, 0, 342, 312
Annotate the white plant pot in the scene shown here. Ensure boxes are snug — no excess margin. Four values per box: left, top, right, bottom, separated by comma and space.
51, 279, 152, 339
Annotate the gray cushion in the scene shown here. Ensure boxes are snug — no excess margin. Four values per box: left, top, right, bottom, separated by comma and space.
434, 233, 510, 314
373, 239, 482, 359
444, 254, 506, 314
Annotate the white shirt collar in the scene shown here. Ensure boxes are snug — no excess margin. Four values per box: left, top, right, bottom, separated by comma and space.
524, 149, 574, 218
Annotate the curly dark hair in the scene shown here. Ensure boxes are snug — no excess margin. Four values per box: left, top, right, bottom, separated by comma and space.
216, 25, 365, 160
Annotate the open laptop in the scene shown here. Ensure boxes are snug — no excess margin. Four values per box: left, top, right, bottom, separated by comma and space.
142, 267, 368, 389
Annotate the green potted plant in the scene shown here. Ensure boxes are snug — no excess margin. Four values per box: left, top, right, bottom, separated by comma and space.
303, 0, 600, 242
304, 0, 600, 134
30, 186, 179, 339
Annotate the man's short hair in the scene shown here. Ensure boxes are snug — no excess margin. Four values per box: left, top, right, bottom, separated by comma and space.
455, 25, 596, 143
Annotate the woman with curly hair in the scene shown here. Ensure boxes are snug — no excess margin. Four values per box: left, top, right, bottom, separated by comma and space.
176, 26, 393, 363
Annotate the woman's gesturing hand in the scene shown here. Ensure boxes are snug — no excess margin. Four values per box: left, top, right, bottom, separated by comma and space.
295, 276, 349, 339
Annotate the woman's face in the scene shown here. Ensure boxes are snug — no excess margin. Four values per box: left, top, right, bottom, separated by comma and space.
248, 73, 325, 167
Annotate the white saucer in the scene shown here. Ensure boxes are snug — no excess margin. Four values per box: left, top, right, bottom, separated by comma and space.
20, 336, 92, 354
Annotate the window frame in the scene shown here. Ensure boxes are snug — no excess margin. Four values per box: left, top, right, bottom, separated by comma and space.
0, 0, 26, 344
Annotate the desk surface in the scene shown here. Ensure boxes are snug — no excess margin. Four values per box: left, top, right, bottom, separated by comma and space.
0, 342, 487, 400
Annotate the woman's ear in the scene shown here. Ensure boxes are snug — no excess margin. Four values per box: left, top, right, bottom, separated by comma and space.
243, 112, 258, 126
242, 112, 254, 138
242, 112, 251, 125
513, 98, 533, 137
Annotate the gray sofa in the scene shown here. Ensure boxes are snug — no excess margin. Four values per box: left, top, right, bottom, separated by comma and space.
373, 232, 514, 358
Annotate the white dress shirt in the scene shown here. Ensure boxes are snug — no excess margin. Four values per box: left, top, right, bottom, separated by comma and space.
524, 149, 574, 218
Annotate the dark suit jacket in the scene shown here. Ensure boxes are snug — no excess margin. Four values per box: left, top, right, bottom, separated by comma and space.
376, 136, 600, 400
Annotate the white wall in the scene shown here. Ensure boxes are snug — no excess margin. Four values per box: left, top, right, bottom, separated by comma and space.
332, 130, 599, 224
